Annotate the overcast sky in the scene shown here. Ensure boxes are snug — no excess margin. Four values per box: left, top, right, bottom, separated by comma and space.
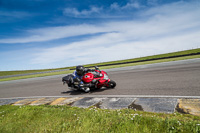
0, 0, 200, 71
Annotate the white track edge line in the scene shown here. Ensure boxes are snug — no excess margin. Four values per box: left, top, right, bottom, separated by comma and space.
1, 95, 200, 100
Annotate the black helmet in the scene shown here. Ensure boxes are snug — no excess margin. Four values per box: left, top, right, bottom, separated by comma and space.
76, 65, 85, 76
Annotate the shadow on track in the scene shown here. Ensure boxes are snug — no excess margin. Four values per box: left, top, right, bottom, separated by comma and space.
61, 88, 113, 95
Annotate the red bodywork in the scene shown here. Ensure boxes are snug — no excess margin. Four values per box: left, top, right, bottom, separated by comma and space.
82, 70, 111, 89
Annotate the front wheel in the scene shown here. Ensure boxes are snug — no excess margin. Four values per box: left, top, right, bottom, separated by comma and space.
107, 80, 116, 88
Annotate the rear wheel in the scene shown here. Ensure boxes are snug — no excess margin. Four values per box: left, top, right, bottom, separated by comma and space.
108, 80, 116, 88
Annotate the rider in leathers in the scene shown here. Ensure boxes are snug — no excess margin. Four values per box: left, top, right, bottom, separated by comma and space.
73, 65, 99, 92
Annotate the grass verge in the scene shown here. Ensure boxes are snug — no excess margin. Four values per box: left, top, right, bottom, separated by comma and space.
0, 70, 74, 82
0, 105, 200, 133
0, 68, 69, 77
82, 48, 200, 68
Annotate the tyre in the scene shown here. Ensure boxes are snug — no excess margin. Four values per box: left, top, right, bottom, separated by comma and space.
108, 80, 116, 88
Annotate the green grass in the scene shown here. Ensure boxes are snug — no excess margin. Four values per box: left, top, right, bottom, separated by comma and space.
0, 70, 74, 82
0, 68, 69, 77
0, 105, 200, 133
83, 48, 200, 68
100, 54, 200, 69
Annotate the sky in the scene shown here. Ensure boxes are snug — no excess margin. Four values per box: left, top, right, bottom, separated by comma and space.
0, 0, 200, 71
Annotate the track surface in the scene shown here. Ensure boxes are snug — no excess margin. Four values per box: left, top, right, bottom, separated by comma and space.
0, 59, 200, 98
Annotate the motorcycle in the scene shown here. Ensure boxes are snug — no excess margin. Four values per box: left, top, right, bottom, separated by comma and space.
62, 66, 116, 92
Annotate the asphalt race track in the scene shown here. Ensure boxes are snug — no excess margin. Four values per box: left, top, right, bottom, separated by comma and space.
0, 59, 200, 99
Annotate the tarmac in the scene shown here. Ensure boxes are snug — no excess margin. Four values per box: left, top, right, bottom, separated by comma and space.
0, 96, 200, 116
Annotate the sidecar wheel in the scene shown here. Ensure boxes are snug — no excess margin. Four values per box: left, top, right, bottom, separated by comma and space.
108, 80, 116, 88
